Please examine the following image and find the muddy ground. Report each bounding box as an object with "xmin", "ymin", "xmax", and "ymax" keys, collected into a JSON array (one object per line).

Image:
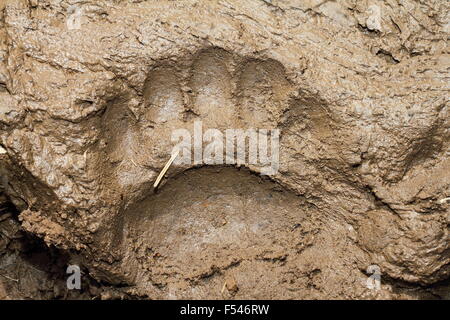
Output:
[{"xmin": 0, "ymin": 0, "xmax": 449, "ymax": 299}]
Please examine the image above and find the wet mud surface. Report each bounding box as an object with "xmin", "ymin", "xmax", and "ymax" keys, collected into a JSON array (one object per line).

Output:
[{"xmin": 0, "ymin": 0, "xmax": 449, "ymax": 299}]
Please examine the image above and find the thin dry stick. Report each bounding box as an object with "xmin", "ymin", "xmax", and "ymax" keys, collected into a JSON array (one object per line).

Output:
[
  {"xmin": 439, "ymin": 197, "xmax": 450, "ymax": 204},
  {"xmin": 153, "ymin": 149, "xmax": 179, "ymax": 189},
  {"xmin": 221, "ymin": 282, "xmax": 227, "ymax": 294},
  {"xmin": 0, "ymin": 273, "xmax": 19, "ymax": 282}
]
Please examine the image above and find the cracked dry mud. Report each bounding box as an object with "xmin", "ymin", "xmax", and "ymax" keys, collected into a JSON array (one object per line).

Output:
[{"xmin": 0, "ymin": 0, "xmax": 449, "ymax": 299}]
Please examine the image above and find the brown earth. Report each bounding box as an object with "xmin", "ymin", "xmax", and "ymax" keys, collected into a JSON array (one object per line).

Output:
[{"xmin": 0, "ymin": 0, "xmax": 449, "ymax": 299}]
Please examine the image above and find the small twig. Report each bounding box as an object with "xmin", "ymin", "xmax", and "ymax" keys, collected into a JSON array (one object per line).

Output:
[
  {"xmin": 438, "ymin": 197, "xmax": 450, "ymax": 204},
  {"xmin": 129, "ymin": 158, "xmax": 138, "ymax": 167},
  {"xmin": 0, "ymin": 272, "xmax": 19, "ymax": 282},
  {"xmin": 221, "ymin": 282, "xmax": 227, "ymax": 295},
  {"xmin": 153, "ymin": 149, "xmax": 179, "ymax": 190}
]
